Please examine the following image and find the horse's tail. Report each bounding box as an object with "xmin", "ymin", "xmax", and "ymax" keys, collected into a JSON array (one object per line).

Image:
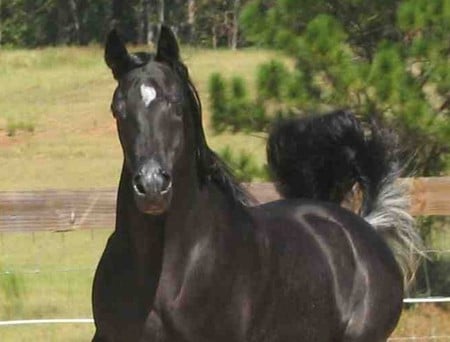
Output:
[{"xmin": 267, "ymin": 110, "xmax": 424, "ymax": 286}]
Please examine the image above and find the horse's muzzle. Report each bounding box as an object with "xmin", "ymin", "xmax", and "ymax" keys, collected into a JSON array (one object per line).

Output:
[{"xmin": 132, "ymin": 161, "xmax": 172, "ymax": 215}]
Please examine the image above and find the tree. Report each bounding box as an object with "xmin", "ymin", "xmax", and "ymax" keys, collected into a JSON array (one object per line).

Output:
[
  {"xmin": 0, "ymin": 0, "xmax": 112, "ymax": 46},
  {"xmin": 226, "ymin": 0, "xmax": 449, "ymax": 176},
  {"xmin": 193, "ymin": 0, "xmax": 250, "ymax": 48},
  {"xmin": 0, "ymin": 1, "xmax": 249, "ymax": 47},
  {"xmin": 231, "ymin": 0, "xmax": 241, "ymax": 49},
  {"xmin": 0, "ymin": 0, "xmax": 2, "ymax": 45}
]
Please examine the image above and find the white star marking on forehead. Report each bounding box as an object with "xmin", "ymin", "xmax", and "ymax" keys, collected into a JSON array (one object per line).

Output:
[{"xmin": 140, "ymin": 84, "xmax": 157, "ymax": 107}]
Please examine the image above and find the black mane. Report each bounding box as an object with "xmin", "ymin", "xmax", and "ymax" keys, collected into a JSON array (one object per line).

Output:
[{"xmin": 167, "ymin": 58, "xmax": 254, "ymax": 206}]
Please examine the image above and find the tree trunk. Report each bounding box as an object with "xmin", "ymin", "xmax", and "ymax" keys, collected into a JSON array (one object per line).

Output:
[
  {"xmin": 0, "ymin": 0, "xmax": 2, "ymax": 46},
  {"xmin": 111, "ymin": 0, "xmax": 138, "ymax": 43},
  {"xmin": 56, "ymin": 0, "xmax": 69, "ymax": 44},
  {"xmin": 67, "ymin": 0, "xmax": 81, "ymax": 44},
  {"xmin": 112, "ymin": 0, "xmax": 124, "ymax": 26},
  {"xmin": 159, "ymin": 0, "xmax": 165, "ymax": 24},
  {"xmin": 187, "ymin": 0, "xmax": 196, "ymax": 43},
  {"xmin": 212, "ymin": 25, "xmax": 217, "ymax": 49},
  {"xmin": 231, "ymin": 0, "xmax": 240, "ymax": 50},
  {"xmin": 141, "ymin": 0, "xmax": 151, "ymax": 44}
]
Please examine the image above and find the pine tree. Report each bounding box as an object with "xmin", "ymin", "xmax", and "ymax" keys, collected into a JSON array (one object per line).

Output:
[{"xmin": 224, "ymin": 0, "xmax": 449, "ymax": 175}]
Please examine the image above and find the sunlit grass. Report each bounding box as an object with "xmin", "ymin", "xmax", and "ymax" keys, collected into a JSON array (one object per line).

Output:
[
  {"xmin": 0, "ymin": 230, "xmax": 111, "ymax": 318},
  {"xmin": 0, "ymin": 229, "xmax": 111, "ymax": 340},
  {"xmin": 0, "ymin": 324, "xmax": 94, "ymax": 342}
]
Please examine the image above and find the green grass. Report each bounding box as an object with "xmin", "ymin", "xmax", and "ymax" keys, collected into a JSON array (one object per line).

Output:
[
  {"xmin": 0, "ymin": 230, "xmax": 110, "ymax": 319},
  {"xmin": 0, "ymin": 324, "xmax": 94, "ymax": 342},
  {"xmin": 0, "ymin": 230, "xmax": 109, "ymax": 341}
]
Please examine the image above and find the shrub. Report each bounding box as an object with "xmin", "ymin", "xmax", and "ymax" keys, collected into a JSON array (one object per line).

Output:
[
  {"xmin": 219, "ymin": 146, "xmax": 268, "ymax": 182},
  {"xmin": 209, "ymin": 73, "xmax": 228, "ymax": 133},
  {"xmin": 231, "ymin": 76, "xmax": 247, "ymax": 99},
  {"xmin": 257, "ymin": 60, "xmax": 289, "ymax": 101}
]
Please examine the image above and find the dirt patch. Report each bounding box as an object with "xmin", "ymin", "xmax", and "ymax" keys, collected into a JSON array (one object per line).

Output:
[{"xmin": 0, "ymin": 131, "xmax": 28, "ymax": 147}]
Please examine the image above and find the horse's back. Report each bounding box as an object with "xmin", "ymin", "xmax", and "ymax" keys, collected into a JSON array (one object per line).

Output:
[{"xmin": 249, "ymin": 199, "xmax": 403, "ymax": 341}]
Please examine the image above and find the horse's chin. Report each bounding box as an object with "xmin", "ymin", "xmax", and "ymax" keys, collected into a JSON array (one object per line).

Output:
[{"xmin": 133, "ymin": 192, "xmax": 171, "ymax": 215}]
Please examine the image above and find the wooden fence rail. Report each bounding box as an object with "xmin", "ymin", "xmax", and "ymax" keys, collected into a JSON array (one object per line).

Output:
[{"xmin": 0, "ymin": 177, "xmax": 449, "ymax": 232}]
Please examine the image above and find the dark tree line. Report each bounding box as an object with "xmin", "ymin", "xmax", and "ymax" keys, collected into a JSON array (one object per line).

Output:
[{"xmin": 0, "ymin": 0, "xmax": 247, "ymax": 47}]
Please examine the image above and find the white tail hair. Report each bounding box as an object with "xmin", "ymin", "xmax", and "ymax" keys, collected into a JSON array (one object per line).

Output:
[{"xmin": 363, "ymin": 167, "xmax": 425, "ymax": 288}]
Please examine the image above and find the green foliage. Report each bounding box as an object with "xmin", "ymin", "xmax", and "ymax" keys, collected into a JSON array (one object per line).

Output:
[
  {"xmin": 219, "ymin": 146, "xmax": 268, "ymax": 181},
  {"xmin": 194, "ymin": 0, "xmax": 232, "ymax": 46},
  {"xmin": 0, "ymin": 0, "xmax": 112, "ymax": 46},
  {"xmin": 209, "ymin": 73, "xmax": 268, "ymax": 133},
  {"xmin": 0, "ymin": 1, "xmax": 252, "ymax": 48},
  {"xmin": 303, "ymin": 15, "xmax": 347, "ymax": 57},
  {"xmin": 231, "ymin": 76, "xmax": 247, "ymax": 99},
  {"xmin": 237, "ymin": 0, "xmax": 450, "ymax": 176},
  {"xmin": 209, "ymin": 72, "xmax": 228, "ymax": 132},
  {"xmin": 241, "ymin": 0, "xmax": 403, "ymax": 59},
  {"xmin": 256, "ymin": 60, "xmax": 288, "ymax": 100}
]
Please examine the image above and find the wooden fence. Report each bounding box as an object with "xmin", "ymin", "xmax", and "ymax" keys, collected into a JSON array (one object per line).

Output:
[{"xmin": 0, "ymin": 177, "xmax": 449, "ymax": 232}]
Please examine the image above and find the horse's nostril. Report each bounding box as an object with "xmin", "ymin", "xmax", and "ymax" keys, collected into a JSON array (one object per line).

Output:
[
  {"xmin": 159, "ymin": 170, "xmax": 172, "ymax": 193},
  {"xmin": 133, "ymin": 175, "xmax": 146, "ymax": 195}
]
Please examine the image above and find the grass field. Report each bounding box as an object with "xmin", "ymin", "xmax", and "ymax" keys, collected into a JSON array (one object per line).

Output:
[
  {"xmin": 0, "ymin": 230, "xmax": 108, "ymax": 341},
  {"xmin": 1, "ymin": 46, "xmax": 449, "ymax": 341}
]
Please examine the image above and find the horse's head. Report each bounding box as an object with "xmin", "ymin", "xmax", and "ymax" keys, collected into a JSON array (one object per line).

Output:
[{"xmin": 105, "ymin": 26, "xmax": 191, "ymax": 215}]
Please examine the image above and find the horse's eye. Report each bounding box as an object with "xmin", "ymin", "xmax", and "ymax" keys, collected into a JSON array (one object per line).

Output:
[
  {"xmin": 111, "ymin": 89, "xmax": 127, "ymax": 119},
  {"xmin": 111, "ymin": 101, "xmax": 126, "ymax": 119},
  {"xmin": 165, "ymin": 95, "xmax": 183, "ymax": 117}
]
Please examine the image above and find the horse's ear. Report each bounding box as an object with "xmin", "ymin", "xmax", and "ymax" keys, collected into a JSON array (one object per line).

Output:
[
  {"xmin": 105, "ymin": 29, "xmax": 130, "ymax": 79},
  {"xmin": 156, "ymin": 25, "xmax": 180, "ymax": 62}
]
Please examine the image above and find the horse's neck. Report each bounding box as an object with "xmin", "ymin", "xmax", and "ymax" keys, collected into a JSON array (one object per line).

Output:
[
  {"xmin": 164, "ymin": 171, "xmax": 245, "ymax": 265},
  {"xmin": 158, "ymin": 174, "xmax": 253, "ymax": 306}
]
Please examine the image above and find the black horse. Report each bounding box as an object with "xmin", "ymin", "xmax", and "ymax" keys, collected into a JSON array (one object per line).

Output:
[
  {"xmin": 92, "ymin": 26, "xmax": 423, "ymax": 342},
  {"xmin": 91, "ymin": 39, "xmax": 164, "ymax": 341}
]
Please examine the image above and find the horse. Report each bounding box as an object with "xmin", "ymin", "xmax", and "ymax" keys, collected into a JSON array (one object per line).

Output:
[
  {"xmin": 91, "ymin": 36, "xmax": 165, "ymax": 341},
  {"xmin": 92, "ymin": 25, "xmax": 423, "ymax": 342}
]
